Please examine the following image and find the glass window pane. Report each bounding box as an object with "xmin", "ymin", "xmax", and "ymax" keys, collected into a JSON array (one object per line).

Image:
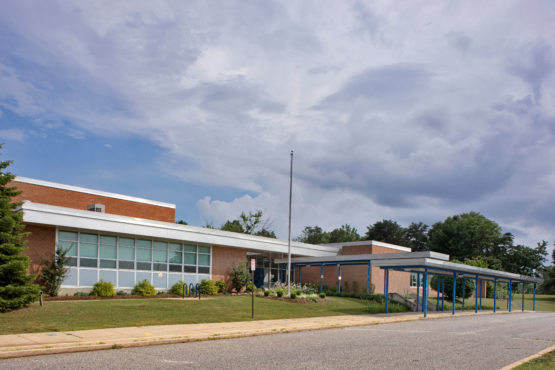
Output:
[
  {"xmin": 80, "ymin": 258, "xmax": 97, "ymax": 268},
  {"xmin": 80, "ymin": 244, "xmax": 97, "ymax": 258},
  {"xmin": 136, "ymin": 262, "xmax": 151, "ymax": 271},
  {"xmin": 183, "ymin": 244, "xmax": 196, "ymax": 253},
  {"xmin": 198, "ymin": 254, "xmax": 210, "ymax": 266},
  {"xmin": 169, "ymin": 243, "xmax": 182, "ymax": 252},
  {"xmin": 119, "ymin": 237, "xmax": 134, "ymax": 247},
  {"xmin": 79, "ymin": 269, "xmax": 97, "ymax": 286},
  {"xmin": 136, "ymin": 248, "xmax": 151, "ymax": 262},
  {"xmin": 184, "ymin": 265, "xmax": 196, "ymax": 273},
  {"xmin": 136, "ymin": 239, "xmax": 151, "ymax": 248},
  {"xmin": 63, "ymin": 267, "xmax": 77, "ymax": 286},
  {"xmin": 153, "ymin": 250, "xmax": 167, "ymax": 262},
  {"xmin": 118, "ymin": 271, "xmax": 134, "ymax": 287},
  {"xmin": 184, "ymin": 253, "xmax": 196, "ymax": 265},
  {"xmin": 198, "ymin": 246, "xmax": 210, "ymax": 254},
  {"xmin": 169, "ymin": 264, "xmax": 182, "ymax": 272},
  {"xmin": 65, "ymin": 257, "xmax": 77, "ymax": 266},
  {"xmin": 100, "ymin": 235, "xmax": 117, "ymax": 246},
  {"xmin": 168, "ymin": 273, "xmax": 182, "ymax": 286},
  {"xmin": 119, "ymin": 261, "xmax": 134, "ymax": 270},
  {"xmin": 99, "ymin": 269, "xmax": 117, "ymax": 284},
  {"xmin": 153, "ymin": 272, "xmax": 166, "ymax": 288},
  {"xmin": 136, "ymin": 272, "xmax": 151, "ymax": 283},
  {"xmin": 100, "ymin": 245, "xmax": 116, "ymax": 259},
  {"xmin": 100, "ymin": 260, "xmax": 116, "ymax": 268},
  {"xmin": 198, "ymin": 266, "xmax": 210, "ymax": 274},
  {"xmin": 118, "ymin": 247, "xmax": 134, "ymax": 260},
  {"xmin": 58, "ymin": 241, "xmax": 77, "ymax": 256},
  {"xmin": 59, "ymin": 230, "xmax": 78, "ymax": 241},
  {"xmin": 153, "ymin": 263, "xmax": 166, "ymax": 271},
  {"xmin": 80, "ymin": 233, "xmax": 98, "ymax": 244},
  {"xmin": 153, "ymin": 241, "xmax": 167, "ymax": 250},
  {"xmin": 169, "ymin": 251, "xmax": 182, "ymax": 264}
]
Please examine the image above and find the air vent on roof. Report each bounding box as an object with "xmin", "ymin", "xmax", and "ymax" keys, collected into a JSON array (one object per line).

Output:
[{"xmin": 87, "ymin": 203, "xmax": 105, "ymax": 213}]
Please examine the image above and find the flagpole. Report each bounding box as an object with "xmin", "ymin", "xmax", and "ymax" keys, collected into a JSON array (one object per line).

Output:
[{"xmin": 287, "ymin": 149, "xmax": 294, "ymax": 296}]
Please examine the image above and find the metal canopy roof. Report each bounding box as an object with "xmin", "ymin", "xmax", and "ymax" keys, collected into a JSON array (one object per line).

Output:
[{"xmin": 274, "ymin": 251, "xmax": 543, "ymax": 284}]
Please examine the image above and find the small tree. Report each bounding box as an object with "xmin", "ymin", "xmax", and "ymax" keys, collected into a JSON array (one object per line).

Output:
[
  {"xmin": 230, "ymin": 262, "xmax": 250, "ymax": 292},
  {"xmin": 37, "ymin": 247, "xmax": 69, "ymax": 297},
  {"xmin": 0, "ymin": 147, "xmax": 41, "ymax": 312}
]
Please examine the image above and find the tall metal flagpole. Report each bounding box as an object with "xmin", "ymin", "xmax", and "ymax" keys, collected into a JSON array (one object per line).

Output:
[{"xmin": 287, "ymin": 150, "xmax": 294, "ymax": 296}]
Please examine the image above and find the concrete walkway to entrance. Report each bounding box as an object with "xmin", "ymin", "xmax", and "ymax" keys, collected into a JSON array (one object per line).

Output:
[{"xmin": 0, "ymin": 310, "xmax": 517, "ymax": 359}]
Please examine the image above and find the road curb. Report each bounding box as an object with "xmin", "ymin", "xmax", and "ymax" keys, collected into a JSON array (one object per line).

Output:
[{"xmin": 499, "ymin": 343, "xmax": 555, "ymax": 370}]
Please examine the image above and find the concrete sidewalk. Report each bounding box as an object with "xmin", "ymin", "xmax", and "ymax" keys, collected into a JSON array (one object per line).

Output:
[{"xmin": 0, "ymin": 310, "xmax": 506, "ymax": 359}]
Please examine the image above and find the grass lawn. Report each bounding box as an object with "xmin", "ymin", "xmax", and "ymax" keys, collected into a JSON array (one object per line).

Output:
[
  {"xmin": 514, "ymin": 349, "xmax": 555, "ymax": 370},
  {"xmin": 0, "ymin": 296, "xmax": 402, "ymax": 335}
]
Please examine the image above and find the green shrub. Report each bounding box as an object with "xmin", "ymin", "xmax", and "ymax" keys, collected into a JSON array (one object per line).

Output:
[
  {"xmin": 116, "ymin": 290, "xmax": 128, "ymax": 296},
  {"xmin": 322, "ymin": 284, "xmax": 329, "ymax": 292},
  {"xmin": 73, "ymin": 291, "xmax": 89, "ymax": 297},
  {"xmin": 329, "ymin": 286, "xmax": 337, "ymax": 293},
  {"xmin": 37, "ymin": 247, "xmax": 70, "ymax": 297},
  {"xmin": 295, "ymin": 289, "xmax": 302, "ymax": 296},
  {"xmin": 246, "ymin": 281, "xmax": 255, "ymax": 293},
  {"xmin": 170, "ymin": 280, "xmax": 187, "ymax": 296},
  {"xmin": 90, "ymin": 280, "xmax": 116, "ymax": 297},
  {"xmin": 290, "ymin": 293, "xmax": 297, "ymax": 299},
  {"xmin": 264, "ymin": 290, "xmax": 270, "ymax": 296},
  {"xmin": 133, "ymin": 279, "xmax": 156, "ymax": 296},
  {"xmin": 156, "ymin": 290, "xmax": 166, "ymax": 295},
  {"xmin": 215, "ymin": 280, "xmax": 226, "ymax": 293},
  {"xmin": 276, "ymin": 289, "xmax": 284, "ymax": 297},
  {"xmin": 319, "ymin": 292, "xmax": 326, "ymax": 298},
  {"xmin": 230, "ymin": 262, "xmax": 250, "ymax": 292},
  {"xmin": 200, "ymin": 279, "xmax": 219, "ymax": 295}
]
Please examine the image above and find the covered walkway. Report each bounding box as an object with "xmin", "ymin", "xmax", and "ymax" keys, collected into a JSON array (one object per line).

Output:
[{"xmin": 275, "ymin": 251, "xmax": 543, "ymax": 317}]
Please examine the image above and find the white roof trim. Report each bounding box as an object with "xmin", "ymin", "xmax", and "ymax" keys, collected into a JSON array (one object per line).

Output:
[
  {"xmin": 18, "ymin": 201, "xmax": 337, "ymax": 257},
  {"xmin": 14, "ymin": 177, "xmax": 176, "ymax": 209},
  {"xmin": 274, "ymin": 251, "xmax": 449, "ymax": 264},
  {"xmin": 321, "ymin": 240, "xmax": 411, "ymax": 252}
]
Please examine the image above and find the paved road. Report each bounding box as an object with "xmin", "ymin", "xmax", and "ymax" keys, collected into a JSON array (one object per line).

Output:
[{"xmin": 2, "ymin": 312, "xmax": 554, "ymax": 369}]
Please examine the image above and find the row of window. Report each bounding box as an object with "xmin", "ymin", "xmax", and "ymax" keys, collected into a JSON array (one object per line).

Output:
[{"xmin": 58, "ymin": 230, "xmax": 211, "ymax": 275}]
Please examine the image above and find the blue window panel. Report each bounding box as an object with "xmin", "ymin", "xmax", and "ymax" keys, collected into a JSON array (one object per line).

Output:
[
  {"xmin": 100, "ymin": 260, "xmax": 116, "ymax": 268},
  {"xmin": 183, "ymin": 274, "xmax": 196, "ymax": 286},
  {"xmin": 136, "ymin": 239, "xmax": 151, "ymax": 248},
  {"xmin": 153, "ymin": 250, "xmax": 167, "ymax": 263},
  {"xmin": 169, "ymin": 243, "xmax": 182, "ymax": 252},
  {"xmin": 118, "ymin": 247, "xmax": 134, "ymax": 260},
  {"xmin": 99, "ymin": 270, "xmax": 117, "ymax": 285},
  {"xmin": 100, "ymin": 235, "xmax": 117, "ymax": 246},
  {"xmin": 80, "ymin": 233, "xmax": 98, "ymax": 244},
  {"xmin": 168, "ymin": 273, "xmax": 183, "ymax": 287},
  {"xmin": 59, "ymin": 230, "xmax": 78, "ymax": 241},
  {"xmin": 198, "ymin": 274, "xmax": 210, "ymax": 284},
  {"xmin": 136, "ymin": 248, "xmax": 151, "ymax": 262},
  {"xmin": 63, "ymin": 267, "xmax": 78, "ymax": 286},
  {"xmin": 183, "ymin": 245, "xmax": 196, "ymax": 253},
  {"xmin": 184, "ymin": 253, "xmax": 196, "ymax": 265},
  {"xmin": 136, "ymin": 272, "xmax": 151, "ymax": 284},
  {"xmin": 119, "ymin": 237, "xmax": 134, "ymax": 247},
  {"xmin": 153, "ymin": 241, "xmax": 167, "ymax": 250},
  {"xmin": 80, "ymin": 269, "xmax": 98, "ymax": 287},
  {"xmin": 198, "ymin": 254, "xmax": 210, "ymax": 266},
  {"xmin": 198, "ymin": 246, "xmax": 210, "ymax": 254},
  {"xmin": 58, "ymin": 241, "xmax": 77, "ymax": 256},
  {"xmin": 80, "ymin": 244, "xmax": 97, "ymax": 257},
  {"xmin": 119, "ymin": 260, "xmax": 134, "ymax": 270},
  {"xmin": 153, "ymin": 272, "xmax": 167, "ymax": 288},
  {"xmin": 169, "ymin": 251, "xmax": 182, "ymax": 264},
  {"xmin": 118, "ymin": 271, "xmax": 134, "ymax": 288},
  {"xmin": 100, "ymin": 245, "xmax": 117, "ymax": 259}
]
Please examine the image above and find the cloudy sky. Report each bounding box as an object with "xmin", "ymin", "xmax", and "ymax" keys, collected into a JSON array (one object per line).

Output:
[{"xmin": 1, "ymin": 1, "xmax": 554, "ymax": 254}]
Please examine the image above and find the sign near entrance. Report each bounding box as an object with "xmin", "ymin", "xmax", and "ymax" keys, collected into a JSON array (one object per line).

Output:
[{"xmin": 251, "ymin": 258, "xmax": 256, "ymax": 271}]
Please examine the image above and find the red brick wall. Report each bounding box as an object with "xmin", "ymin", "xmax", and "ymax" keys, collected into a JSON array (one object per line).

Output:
[
  {"xmin": 211, "ymin": 245, "xmax": 247, "ymax": 291},
  {"xmin": 11, "ymin": 181, "xmax": 175, "ymax": 222},
  {"xmin": 22, "ymin": 224, "xmax": 56, "ymax": 275}
]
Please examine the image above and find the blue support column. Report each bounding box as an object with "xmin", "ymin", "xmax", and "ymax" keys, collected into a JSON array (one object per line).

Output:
[
  {"xmin": 338, "ymin": 265, "xmax": 342, "ymax": 293},
  {"xmin": 367, "ymin": 261, "xmax": 371, "ymax": 295},
  {"xmin": 279, "ymin": 264, "xmax": 282, "ymax": 283},
  {"xmin": 496, "ymin": 279, "xmax": 500, "ymax": 312},
  {"xmin": 436, "ymin": 277, "xmax": 440, "ymax": 311},
  {"xmin": 320, "ymin": 264, "xmax": 323, "ymax": 293},
  {"xmin": 522, "ymin": 282, "xmax": 525, "ymax": 312},
  {"xmin": 533, "ymin": 283, "xmax": 536, "ymax": 311},
  {"xmin": 462, "ymin": 278, "xmax": 465, "ymax": 311},
  {"xmin": 416, "ymin": 273, "xmax": 420, "ymax": 313},
  {"xmin": 509, "ymin": 280, "xmax": 512, "ymax": 312},
  {"xmin": 384, "ymin": 268, "xmax": 389, "ymax": 314},
  {"xmin": 441, "ymin": 277, "xmax": 445, "ymax": 312},
  {"xmin": 423, "ymin": 269, "xmax": 428, "ymax": 318},
  {"xmin": 475, "ymin": 276, "xmax": 478, "ymax": 313},
  {"xmin": 299, "ymin": 266, "xmax": 302, "ymax": 285},
  {"xmin": 452, "ymin": 272, "xmax": 456, "ymax": 315},
  {"xmin": 479, "ymin": 279, "xmax": 482, "ymax": 310}
]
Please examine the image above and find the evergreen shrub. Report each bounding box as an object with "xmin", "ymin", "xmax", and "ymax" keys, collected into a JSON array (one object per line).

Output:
[
  {"xmin": 200, "ymin": 279, "xmax": 218, "ymax": 295},
  {"xmin": 90, "ymin": 280, "xmax": 116, "ymax": 297},
  {"xmin": 133, "ymin": 279, "xmax": 156, "ymax": 296}
]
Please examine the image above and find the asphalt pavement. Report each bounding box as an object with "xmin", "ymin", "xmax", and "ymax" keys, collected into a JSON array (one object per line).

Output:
[{"xmin": 1, "ymin": 312, "xmax": 553, "ymax": 369}]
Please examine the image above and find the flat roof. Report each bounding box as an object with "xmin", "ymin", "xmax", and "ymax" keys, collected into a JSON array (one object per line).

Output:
[
  {"xmin": 14, "ymin": 177, "xmax": 176, "ymax": 209},
  {"xmin": 274, "ymin": 251, "xmax": 449, "ymax": 265},
  {"xmin": 18, "ymin": 201, "xmax": 338, "ymax": 257},
  {"xmin": 321, "ymin": 240, "xmax": 411, "ymax": 252}
]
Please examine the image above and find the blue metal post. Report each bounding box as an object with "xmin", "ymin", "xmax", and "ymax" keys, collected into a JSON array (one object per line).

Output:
[
  {"xmin": 320, "ymin": 264, "xmax": 323, "ymax": 292},
  {"xmin": 475, "ymin": 276, "xmax": 478, "ymax": 313},
  {"xmin": 367, "ymin": 261, "xmax": 371, "ymax": 295},
  {"xmin": 299, "ymin": 266, "xmax": 302, "ymax": 285},
  {"xmin": 479, "ymin": 279, "xmax": 482, "ymax": 309},
  {"xmin": 522, "ymin": 282, "xmax": 525, "ymax": 312},
  {"xmin": 384, "ymin": 268, "xmax": 389, "ymax": 314},
  {"xmin": 338, "ymin": 265, "xmax": 342, "ymax": 293},
  {"xmin": 452, "ymin": 272, "xmax": 456, "ymax": 315},
  {"xmin": 416, "ymin": 273, "xmax": 420, "ymax": 313},
  {"xmin": 423, "ymin": 269, "xmax": 428, "ymax": 318},
  {"xmin": 279, "ymin": 264, "xmax": 282, "ymax": 283},
  {"xmin": 441, "ymin": 277, "xmax": 445, "ymax": 312},
  {"xmin": 493, "ymin": 278, "xmax": 497, "ymax": 313},
  {"xmin": 533, "ymin": 283, "xmax": 536, "ymax": 311},
  {"xmin": 462, "ymin": 278, "xmax": 465, "ymax": 311},
  {"xmin": 436, "ymin": 276, "xmax": 440, "ymax": 311},
  {"xmin": 508, "ymin": 280, "xmax": 512, "ymax": 312}
]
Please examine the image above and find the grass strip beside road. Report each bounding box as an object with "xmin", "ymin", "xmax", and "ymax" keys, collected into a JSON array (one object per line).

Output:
[
  {"xmin": 513, "ymin": 349, "xmax": 555, "ymax": 370},
  {"xmin": 0, "ymin": 296, "xmax": 391, "ymax": 335}
]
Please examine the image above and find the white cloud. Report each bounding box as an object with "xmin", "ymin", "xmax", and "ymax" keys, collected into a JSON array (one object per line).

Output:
[
  {"xmin": 0, "ymin": 1, "xmax": 554, "ymax": 249},
  {"xmin": 0, "ymin": 128, "xmax": 26, "ymax": 142}
]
